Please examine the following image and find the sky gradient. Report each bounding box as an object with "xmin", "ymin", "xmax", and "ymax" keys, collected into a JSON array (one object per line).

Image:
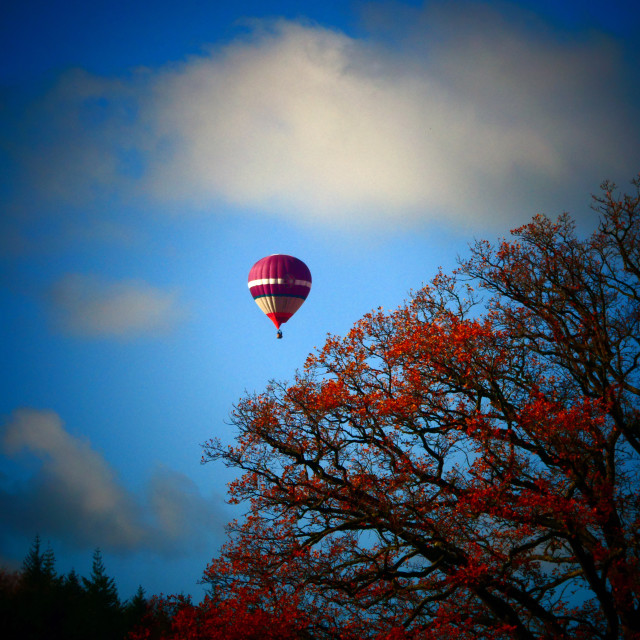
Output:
[{"xmin": 1, "ymin": 0, "xmax": 639, "ymax": 598}]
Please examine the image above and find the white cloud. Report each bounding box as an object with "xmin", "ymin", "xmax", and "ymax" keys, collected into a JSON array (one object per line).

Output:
[
  {"xmin": 1, "ymin": 408, "xmax": 147, "ymax": 549},
  {"xmin": 0, "ymin": 408, "xmax": 224, "ymax": 553},
  {"xmin": 7, "ymin": 3, "xmax": 640, "ymax": 231},
  {"xmin": 49, "ymin": 273, "xmax": 187, "ymax": 338},
  {"xmin": 148, "ymin": 466, "xmax": 221, "ymax": 544}
]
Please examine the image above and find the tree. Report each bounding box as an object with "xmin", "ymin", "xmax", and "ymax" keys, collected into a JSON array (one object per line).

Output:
[
  {"xmin": 21, "ymin": 535, "xmax": 56, "ymax": 587},
  {"xmin": 201, "ymin": 179, "xmax": 640, "ymax": 639},
  {"xmin": 11, "ymin": 535, "xmax": 64, "ymax": 640},
  {"xmin": 127, "ymin": 592, "xmax": 309, "ymax": 640},
  {"xmin": 83, "ymin": 548, "xmax": 124, "ymax": 639},
  {"xmin": 83, "ymin": 548, "xmax": 120, "ymax": 608},
  {"xmin": 125, "ymin": 586, "xmax": 151, "ymax": 632},
  {"xmin": 63, "ymin": 567, "xmax": 84, "ymax": 597},
  {"xmin": 60, "ymin": 569, "xmax": 89, "ymax": 640},
  {"xmin": 0, "ymin": 567, "xmax": 21, "ymax": 639}
]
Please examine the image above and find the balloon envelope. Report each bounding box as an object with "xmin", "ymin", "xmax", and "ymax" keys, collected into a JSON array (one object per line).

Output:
[{"xmin": 248, "ymin": 254, "xmax": 312, "ymax": 331}]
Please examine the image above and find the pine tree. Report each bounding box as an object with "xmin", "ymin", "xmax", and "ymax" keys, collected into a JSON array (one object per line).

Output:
[
  {"xmin": 127, "ymin": 585, "xmax": 147, "ymax": 611},
  {"xmin": 125, "ymin": 585, "xmax": 149, "ymax": 632},
  {"xmin": 83, "ymin": 548, "xmax": 119, "ymax": 608},
  {"xmin": 21, "ymin": 535, "xmax": 44, "ymax": 585},
  {"xmin": 82, "ymin": 548, "xmax": 124, "ymax": 640},
  {"xmin": 60, "ymin": 569, "xmax": 88, "ymax": 640},
  {"xmin": 13, "ymin": 535, "xmax": 62, "ymax": 640},
  {"xmin": 63, "ymin": 568, "xmax": 83, "ymax": 596},
  {"xmin": 42, "ymin": 543, "xmax": 57, "ymax": 583}
]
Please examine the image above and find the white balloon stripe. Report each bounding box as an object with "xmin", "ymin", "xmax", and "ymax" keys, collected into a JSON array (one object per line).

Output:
[{"xmin": 248, "ymin": 278, "xmax": 312, "ymax": 288}]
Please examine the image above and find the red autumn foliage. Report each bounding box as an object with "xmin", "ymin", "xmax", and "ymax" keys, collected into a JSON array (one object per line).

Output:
[
  {"xmin": 140, "ymin": 178, "xmax": 640, "ymax": 640},
  {"xmin": 128, "ymin": 589, "xmax": 308, "ymax": 640}
]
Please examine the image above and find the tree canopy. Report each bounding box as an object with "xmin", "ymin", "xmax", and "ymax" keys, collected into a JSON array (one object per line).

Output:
[{"xmin": 131, "ymin": 178, "xmax": 640, "ymax": 640}]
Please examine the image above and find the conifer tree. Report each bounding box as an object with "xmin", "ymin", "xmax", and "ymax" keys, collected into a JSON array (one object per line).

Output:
[
  {"xmin": 13, "ymin": 536, "xmax": 61, "ymax": 640},
  {"xmin": 60, "ymin": 569, "xmax": 88, "ymax": 640},
  {"xmin": 125, "ymin": 585, "xmax": 150, "ymax": 632},
  {"xmin": 21, "ymin": 535, "xmax": 45, "ymax": 585},
  {"xmin": 82, "ymin": 548, "xmax": 123, "ymax": 640},
  {"xmin": 63, "ymin": 568, "xmax": 83, "ymax": 596},
  {"xmin": 83, "ymin": 548, "xmax": 119, "ymax": 608}
]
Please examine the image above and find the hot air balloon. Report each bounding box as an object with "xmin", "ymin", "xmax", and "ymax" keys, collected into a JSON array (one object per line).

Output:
[{"xmin": 248, "ymin": 254, "xmax": 312, "ymax": 338}]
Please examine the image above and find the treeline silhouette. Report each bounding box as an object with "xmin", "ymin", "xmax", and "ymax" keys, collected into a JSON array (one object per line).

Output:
[{"xmin": 0, "ymin": 535, "xmax": 150, "ymax": 640}]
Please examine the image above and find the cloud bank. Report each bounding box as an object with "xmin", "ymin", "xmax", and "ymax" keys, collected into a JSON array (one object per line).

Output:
[
  {"xmin": 0, "ymin": 408, "xmax": 224, "ymax": 554},
  {"xmin": 49, "ymin": 274, "xmax": 187, "ymax": 338},
  {"xmin": 6, "ymin": 2, "xmax": 640, "ymax": 232}
]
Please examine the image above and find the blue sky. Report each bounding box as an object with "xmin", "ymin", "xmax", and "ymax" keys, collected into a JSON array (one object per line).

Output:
[{"xmin": 1, "ymin": 0, "xmax": 639, "ymax": 599}]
